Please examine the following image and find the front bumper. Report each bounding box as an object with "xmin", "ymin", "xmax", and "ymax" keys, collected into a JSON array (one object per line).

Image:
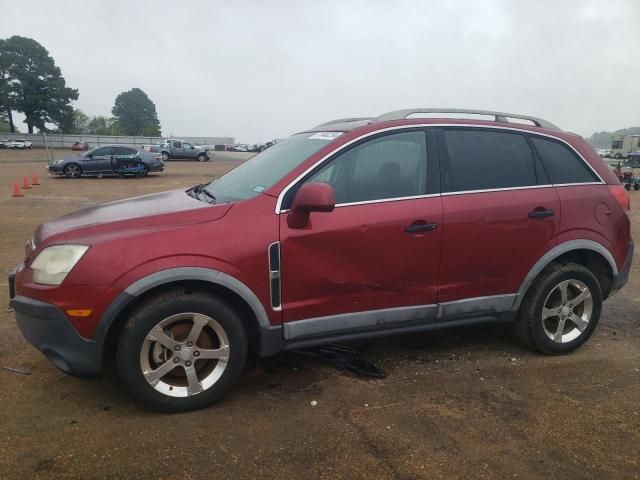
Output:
[
  {"xmin": 612, "ymin": 240, "xmax": 634, "ymax": 293},
  {"xmin": 10, "ymin": 294, "xmax": 102, "ymax": 376},
  {"xmin": 47, "ymin": 163, "xmax": 64, "ymax": 174}
]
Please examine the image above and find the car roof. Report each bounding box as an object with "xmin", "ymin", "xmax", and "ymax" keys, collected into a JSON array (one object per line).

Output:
[
  {"xmin": 304, "ymin": 108, "xmax": 561, "ymax": 134},
  {"xmin": 93, "ymin": 144, "xmax": 138, "ymax": 148}
]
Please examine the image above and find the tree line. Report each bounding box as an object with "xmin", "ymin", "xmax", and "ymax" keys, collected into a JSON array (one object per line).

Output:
[{"xmin": 0, "ymin": 36, "xmax": 161, "ymax": 136}]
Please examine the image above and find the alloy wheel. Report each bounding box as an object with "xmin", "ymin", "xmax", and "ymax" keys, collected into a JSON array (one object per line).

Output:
[
  {"xmin": 139, "ymin": 313, "xmax": 230, "ymax": 398},
  {"xmin": 542, "ymin": 279, "xmax": 593, "ymax": 343},
  {"xmin": 65, "ymin": 164, "xmax": 81, "ymax": 178}
]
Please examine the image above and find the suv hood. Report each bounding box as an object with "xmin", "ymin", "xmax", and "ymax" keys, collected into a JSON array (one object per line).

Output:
[{"xmin": 35, "ymin": 189, "xmax": 231, "ymax": 244}]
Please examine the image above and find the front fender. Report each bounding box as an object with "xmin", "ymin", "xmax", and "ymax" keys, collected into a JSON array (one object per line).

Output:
[{"xmin": 93, "ymin": 266, "xmax": 277, "ymax": 359}]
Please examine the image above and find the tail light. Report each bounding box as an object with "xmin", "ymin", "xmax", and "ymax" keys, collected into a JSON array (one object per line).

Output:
[
  {"xmin": 609, "ymin": 185, "xmax": 630, "ymax": 213},
  {"xmin": 154, "ymin": 154, "xmax": 162, "ymax": 161}
]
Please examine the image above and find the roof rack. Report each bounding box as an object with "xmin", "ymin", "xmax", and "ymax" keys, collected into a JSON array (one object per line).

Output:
[
  {"xmin": 374, "ymin": 108, "xmax": 560, "ymax": 130},
  {"xmin": 313, "ymin": 117, "xmax": 373, "ymax": 128}
]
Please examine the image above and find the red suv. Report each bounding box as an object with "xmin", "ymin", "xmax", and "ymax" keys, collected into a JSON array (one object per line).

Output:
[{"xmin": 10, "ymin": 109, "xmax": 633, "ymax": 412}]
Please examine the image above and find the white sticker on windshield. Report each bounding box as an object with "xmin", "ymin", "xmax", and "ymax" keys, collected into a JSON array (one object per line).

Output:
[
  {"xmin": 308, "ymin": 132, "xmax": 343, "ymax": 141},
  {"xmin": 253, "ymin": 185, "xmax": 266, "ymax": 193}
]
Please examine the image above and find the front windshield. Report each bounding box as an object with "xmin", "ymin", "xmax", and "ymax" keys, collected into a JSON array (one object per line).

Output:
[
  {"xmin": 83, "ymin": 146, "xmax": 100, "ymax": 156},
  {"xmin": 205, "ymin": 132, "xmax": 342, "ymax": 201}
]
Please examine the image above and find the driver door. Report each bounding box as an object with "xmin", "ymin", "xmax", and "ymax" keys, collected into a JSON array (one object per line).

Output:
[
  {"xmin": 278, "ymin": 129, "xmax": 443, "ymax": 337},
  {"xmin": 183, "ymin": 142, "xmax": 196, "ymax": 159},
  {"xmin": 83, "ymin": 146, "xmax": 113, "ymax": 173}
]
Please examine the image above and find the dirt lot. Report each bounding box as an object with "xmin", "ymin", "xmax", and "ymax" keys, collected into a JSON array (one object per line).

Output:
[{"xmin": 0, "ymin": 148, "xmax": 638, "ymax": 479}]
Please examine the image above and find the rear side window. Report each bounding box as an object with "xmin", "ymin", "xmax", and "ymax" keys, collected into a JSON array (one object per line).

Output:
[
  {"xmin": 113, "ymin": 146, "xmax": 135, "ymax": 155},
  {"xmin": 442, "ymin": 129, "xmax": 537, "ymax": 192},
  {"xmin": 530, "ymin": 137, "xmax": 598, "ymax": 184}
]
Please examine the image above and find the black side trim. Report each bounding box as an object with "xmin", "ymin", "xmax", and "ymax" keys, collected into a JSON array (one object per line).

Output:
[
  {"xmin": 282, "ymin": 315, "xmax": 504, "ymax": 352},
  {"xmin": 10, "ymin": 295, "xmax": 102, "ymax": 376},
  {"xmin": 612, "ymin": 240, "xmax": 634, "ymax": 293},
  {"xmin": 268, "ymin": 242, "xmax": 281, "ymax": 309}
]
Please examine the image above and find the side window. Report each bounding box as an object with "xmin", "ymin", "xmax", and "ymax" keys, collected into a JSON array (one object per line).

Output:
[
  {"xmin": 530, "ymin": 137, "xmax": 598, "ymax": 184},
  {"xmin": 92, "ymin": 147, "xmax": 112, "ymax": 156},
  {"xmin": 306, "ymin": 131, "xmax": 427, "ymax": 204},
  {"xmin": 184, "ymin": 142, "xmax": 194, "ymax": 149},
  {"xmin": 442, "ymin": 129, "xmax": 537, "ymax": 192},
  {"xmin": 173, "ymin": 141, "xmax": 181, "ymax": 149},
  {"xmin": 113, "ymin": 146, "xmax": 135, "ymax": 155}
]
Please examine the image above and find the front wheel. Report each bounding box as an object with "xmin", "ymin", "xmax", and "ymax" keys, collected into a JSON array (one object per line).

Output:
[
  {"xmin": 515, "ymin": 262, "xmax": 602, "ymax": 355},
  {"xmin": 64, "ymin": 163, "xmax": 82, "ymax": 178},
  {"xmin": 197, "ymin": 153, "xmax": 206, "ymax": 162},
  {"xmin": 116, "ymin": 290, "xmax": 248, "ymax": 412}
]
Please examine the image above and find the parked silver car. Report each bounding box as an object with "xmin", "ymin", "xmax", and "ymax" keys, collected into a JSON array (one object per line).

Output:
[{"xmin": 149, "ymin": 139, "xmax": 210, "ymax": 162}]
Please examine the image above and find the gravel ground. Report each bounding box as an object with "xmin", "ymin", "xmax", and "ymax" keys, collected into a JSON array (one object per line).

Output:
[{"xmin": 0, "ymin": 148, "xmax": 638, "ymax": 479}]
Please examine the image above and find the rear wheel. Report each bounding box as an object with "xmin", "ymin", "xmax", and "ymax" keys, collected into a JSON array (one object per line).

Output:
[
  {"xmin": 161, "ymin": 152, "xmax": 170, "ymax": 162},
  {"xmin": 64, "ymin": 163, "xmax": 82, "ymax": 178},
  {"xmin": 515, "ymin": 262, "xmax": 602, "ymax": 355},
  {"xmin": 136, "ymin": 165, "xmax": 149, "ymax": 178},
  {"xmin": 116, "ymin": 290, "xmax": 248, "ymax": 412}
]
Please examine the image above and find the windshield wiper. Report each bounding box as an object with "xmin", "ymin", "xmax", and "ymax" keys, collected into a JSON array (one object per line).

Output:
[{"xmin": 187, "ymin": 183, "xmax": 216, "ymax": 204}]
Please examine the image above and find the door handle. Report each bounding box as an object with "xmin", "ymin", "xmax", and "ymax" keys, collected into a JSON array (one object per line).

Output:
[
  {"xmin": 528, "ymin": 209, "xmax": 554, "ymax": 219},
  {"xmin": 405, "ymin": 222, "xmax": 439, "ymax": 233}
]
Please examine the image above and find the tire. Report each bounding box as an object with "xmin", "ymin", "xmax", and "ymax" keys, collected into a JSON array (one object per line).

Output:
[
  {"xmin": 161, "ymin": 152, "xmax": 170, "ymax": 162},
  {"xmin": 64, "ymin": 163, "xmax": 82, "ymax": 178},
  {"xmin": 136, "ymin": 165, "xmax": 149, "ymax": 178},
  {"xmin": 634, "ymin": 183, "xmax": 640, "ymax": 191},
  {"xmin": 197, "ymin": 153, "xmax": 206, "ymax": 162},
  {"xmin": 515, "ymin": 262, "xmax": 602, "ymax": 355},
  {"xmin": 624, "ymin": 183, "xmax": 631, "ymax": 191},
  {"xmin": 116, "ymin": 290, "xmax": 248, "ymax": 413}
]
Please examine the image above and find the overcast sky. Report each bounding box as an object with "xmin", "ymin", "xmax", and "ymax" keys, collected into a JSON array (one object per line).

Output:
[{"xmin": 3, "ymin": 0, "xmax": 639, "ymax": 142}]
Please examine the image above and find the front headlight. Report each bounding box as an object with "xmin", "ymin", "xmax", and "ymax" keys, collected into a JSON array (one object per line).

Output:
[
  {"xmin": 30, "ymin": 245, "xmax": 89, "ymax": 285},
  {"xmin": 53, "ymin": 159, "xmax": 64, "ymax": 164}
]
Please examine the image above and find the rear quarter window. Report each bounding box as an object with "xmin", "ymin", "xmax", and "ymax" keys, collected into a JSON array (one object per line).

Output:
[{"xmin": 530, "ymin": 137, "xmax": 599, "ymax": 184}]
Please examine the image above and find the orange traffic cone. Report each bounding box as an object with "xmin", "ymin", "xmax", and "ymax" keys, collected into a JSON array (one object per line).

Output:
[
  {"xmin": 22, "ymin": 177, "xmax": 32, "ymax": 189},
  {"xmin": 12, "ymin": 181, "xmax": 24, "ymax": 197},
  {"xmin": 31, "ymin": 173, "xmax": 40, "ymax": 185}
]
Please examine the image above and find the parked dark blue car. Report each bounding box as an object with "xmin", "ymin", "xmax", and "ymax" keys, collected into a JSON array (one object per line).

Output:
[{"xmin": 47, "ymin": 145, "xmax": 165, "ymax": 178}]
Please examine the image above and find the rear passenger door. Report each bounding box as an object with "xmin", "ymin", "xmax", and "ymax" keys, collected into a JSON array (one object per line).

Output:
[
  {"xmin": 436, "ymin": 127, "xmax": 560, "ymax": 305},
  {"xmin": 172, "ymin": 140, "xmax": 185, "ymax": 158}
]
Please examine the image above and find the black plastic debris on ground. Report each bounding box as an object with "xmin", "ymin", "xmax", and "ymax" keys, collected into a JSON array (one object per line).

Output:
[{"xmin": 291, "ymin": 344, "xmax": 386, "ymax": 379}]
